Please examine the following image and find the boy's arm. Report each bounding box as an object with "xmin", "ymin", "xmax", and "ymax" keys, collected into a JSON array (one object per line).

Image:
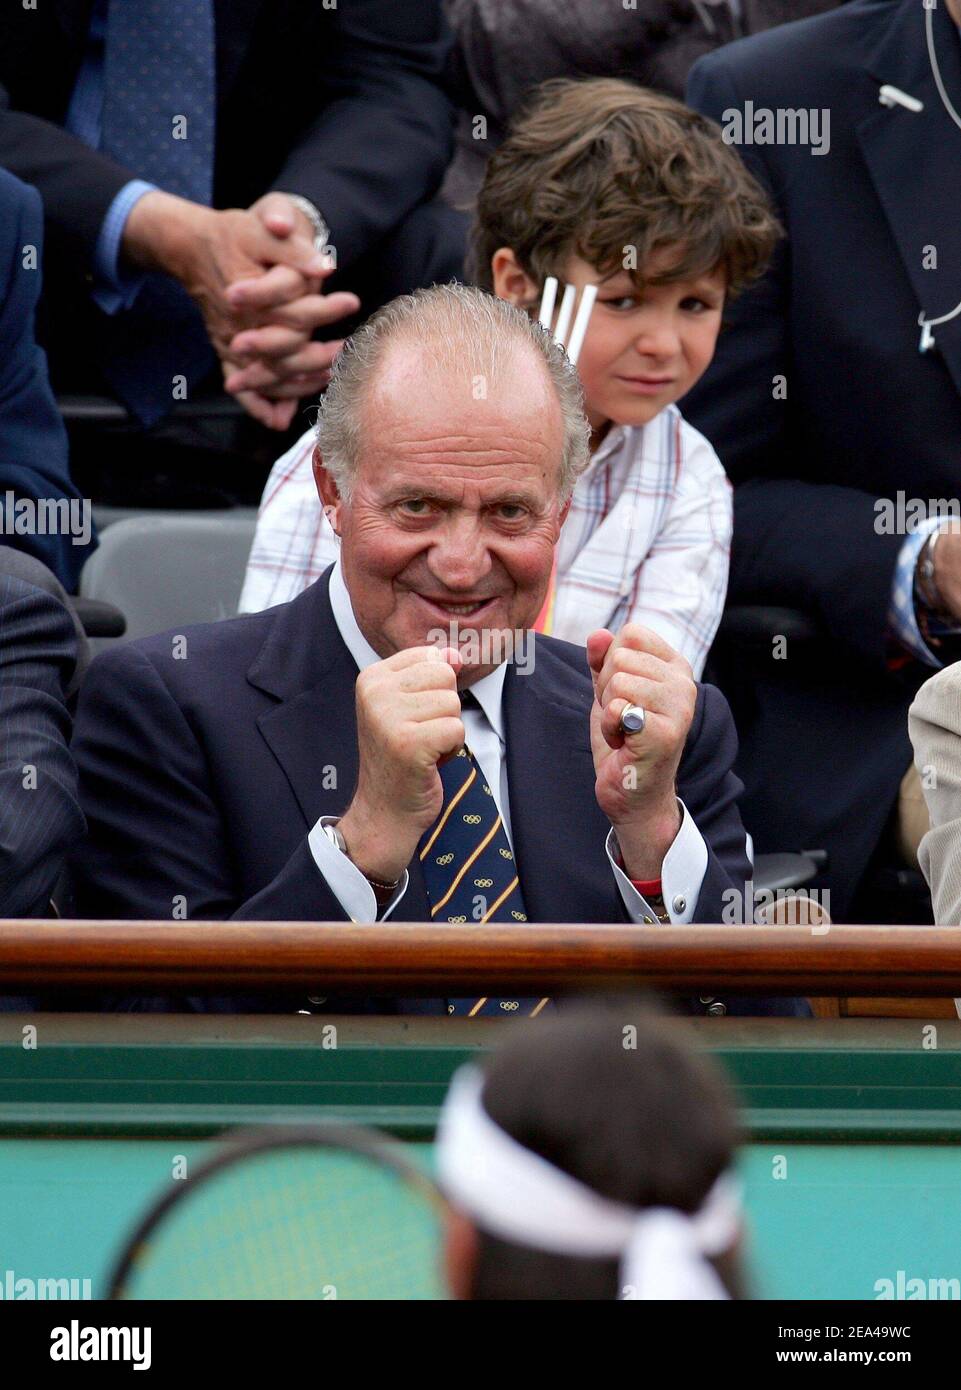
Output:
[
  {"xmin": 237, "ymin": 429, "xmax": 321, "ymax": 615},
  {"xmin": 612, "ymin": 431, "xmax": 731, "ymax": 678}
]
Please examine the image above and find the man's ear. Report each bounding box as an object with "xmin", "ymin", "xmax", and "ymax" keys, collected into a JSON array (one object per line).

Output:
[
  {"xmin": 313, "ymin": 446, "xmax": 342, "ymax": 536},
  {"xmin": 491, "ymin": 247, "xmax": 539, "ymax": 307},
  {"xmin": 559, "ymin": 493, "xmax": 573, "ymax": 529}
]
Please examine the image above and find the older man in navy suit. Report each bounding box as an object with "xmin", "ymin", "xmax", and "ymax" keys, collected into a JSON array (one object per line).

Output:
[
  {"xmin": 72, "ymin": 285, "xmax": 787, "ymax": 1016},
  {"xmin": 684, "ymin": 0, "xmax": 961, "ymax": 920}
]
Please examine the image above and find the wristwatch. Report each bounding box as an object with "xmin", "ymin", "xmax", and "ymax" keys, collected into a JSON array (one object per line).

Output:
[
  {"xmin": 916, "ymin": 527, "xmax": 953, "ymax": 618},
  {"xmin": 321, "ymin": 820, "xmax": 400, "ymax": 895},
  {"xmin": 281, "ymin": 194, "xmax": 331, "ymax": 255}
]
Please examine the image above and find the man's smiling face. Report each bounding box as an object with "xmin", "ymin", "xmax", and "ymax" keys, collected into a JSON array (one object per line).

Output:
[{"xmin": 315, "ymin": 338, "xmax": 571, "ymax": 683}]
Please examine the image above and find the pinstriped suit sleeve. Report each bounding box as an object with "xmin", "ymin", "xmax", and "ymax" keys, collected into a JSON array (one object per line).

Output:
[{"xmin": 0, "ymin": 573, "xmax": 84, "ymax": 915}]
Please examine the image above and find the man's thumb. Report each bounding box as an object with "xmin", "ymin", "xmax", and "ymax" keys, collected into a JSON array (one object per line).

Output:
[
  {"xmin": 257, "ymin": 193, "xmax": 296, "ymax": 236},
  {"xmin": 586, "ymin": 629, "xmax": 615, "ymax": 699}
]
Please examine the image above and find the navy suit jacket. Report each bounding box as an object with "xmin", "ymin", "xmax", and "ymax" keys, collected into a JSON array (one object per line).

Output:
[
  {"xmin": 68, "ymin": 568, "xmax": 798, "ymax": 1015},
  {"xmin": 0, "ymin": 168, "xmax": 93, "ymax": 591},
  {"xmin": 683, "ymin": 0, "xmax": 961, "ymax": 915}
]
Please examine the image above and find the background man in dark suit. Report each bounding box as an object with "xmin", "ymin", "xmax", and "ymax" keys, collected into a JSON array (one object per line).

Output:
[
  {"xmin": 0, "ymin": 0, "xmax": 460, "ymax": 453},
  {"xmin": 0, "ymin": 168, "xmax": 93, "ymax": 591},
  {"xmin": 71, "ymin": 285, "xmax": 769, "ymax": 1016},
  {"xmin": 683, "ymin": 0, "xmax": 961, "ymax": 919},
  {"xmin": 0, "ymin": 550, "xmax": 85, "ymax": 922}
]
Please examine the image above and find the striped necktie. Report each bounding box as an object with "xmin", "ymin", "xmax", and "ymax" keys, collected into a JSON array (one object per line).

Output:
[{"xmin": 418, "ymin": 696, "xmax": 549, "ymax": 1018}]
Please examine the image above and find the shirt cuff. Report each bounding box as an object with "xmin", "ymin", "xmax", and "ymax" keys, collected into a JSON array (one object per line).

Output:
[
  {"xmin": 92, "ymin": 179, "xmax": 158, "ymax": 314},
  {"xmin": 888, "ymin": 519, "xmax": 961, "ymax": 668},
  {"xmin": 307, "ymin": 816, "xmax": 409, "ymax": 923},
  {"xmin": 606, "ymin": 799, "xmax": 708, "ymax": 925}
]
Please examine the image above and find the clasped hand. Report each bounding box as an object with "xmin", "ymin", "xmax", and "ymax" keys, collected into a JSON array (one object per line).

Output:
[{"xmin": 123, "ymin": 190, "xmax": 360, "ymax": 428}]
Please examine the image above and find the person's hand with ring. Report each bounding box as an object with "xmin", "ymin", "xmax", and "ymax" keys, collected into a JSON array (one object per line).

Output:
[{"xmin": 587, "ymin": 623, "xmax": 696, "ymax": 879}]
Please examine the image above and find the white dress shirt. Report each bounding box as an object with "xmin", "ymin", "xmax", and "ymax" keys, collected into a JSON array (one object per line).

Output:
[{"xmin": 306, "ymin": 561, "xmax": 709, "ymax": 924}]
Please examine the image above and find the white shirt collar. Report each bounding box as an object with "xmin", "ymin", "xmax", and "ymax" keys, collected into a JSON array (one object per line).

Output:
[
  {"xmin": 327, "ymin": 559, "xmax": 508, "ymax": 743},
  {"xmin": 584, "ymin": 405, "xmax": 675, "ymax": 475},
  {"xmin": 581, "ymin": 420, "xmax": 635, "ymax": 481}
]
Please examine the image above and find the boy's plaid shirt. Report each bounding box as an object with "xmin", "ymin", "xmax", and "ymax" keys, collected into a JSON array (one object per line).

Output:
[{"xmin": 238, "ymin": 403, "xmax": 732, "ymax": 678}]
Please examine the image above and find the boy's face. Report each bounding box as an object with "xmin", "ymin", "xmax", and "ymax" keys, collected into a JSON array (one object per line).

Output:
[
  {"xmin": 492, "ymin": 247, "xmax": 726, "ymax": 436},
  {"xmin": 563, "ymin": 252, "xmax": 726, "ymax": 434}
]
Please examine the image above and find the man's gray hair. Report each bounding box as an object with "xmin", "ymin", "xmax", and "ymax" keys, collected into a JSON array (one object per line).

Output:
[{"xmin": 315, "ymin": 282, "xmax": 591, "ymax": 501}]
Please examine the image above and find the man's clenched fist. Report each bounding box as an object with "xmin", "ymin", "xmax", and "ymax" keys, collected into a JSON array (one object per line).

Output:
[
  {"xmin": 338, "ymin": 646, "xmax": 465, "ymax": 883},
  {"xmin": 587, "ymin": 623, "xmax": 697, "ymax": 879}
]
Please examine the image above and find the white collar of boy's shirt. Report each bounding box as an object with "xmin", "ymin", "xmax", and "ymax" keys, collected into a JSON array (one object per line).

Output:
[
  {"xmin": 577, "ymin": 414, "xmax": 677, "ymax": 490},
  {"xmin": 581, "ymin": 406, "xmax": 678, "ymax": 478},
  {"xmin": 584, "ymin": 419, "xmax": 632, "ymax": 476},
  {"xmin": 328, "ymin": 558, "xmax": 507, "ymax": 744}
]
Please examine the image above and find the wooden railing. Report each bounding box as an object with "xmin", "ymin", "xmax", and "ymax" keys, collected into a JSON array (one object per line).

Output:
[{"xmin": 0, "ymin": 921, "xmax": 959, "ymax": 996}]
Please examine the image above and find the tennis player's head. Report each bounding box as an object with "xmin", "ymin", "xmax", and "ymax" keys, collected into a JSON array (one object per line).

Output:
[
  {"xmin": 312, "ymin": 284, "xmax": 591, "ymax": 675},
  {"xmin": 437, "ymin": 999, "xmax": 746, "ymax": 1301},
  {"xmin": 471, "ymin": 77, "xmax": 780, "ymax": 443}
]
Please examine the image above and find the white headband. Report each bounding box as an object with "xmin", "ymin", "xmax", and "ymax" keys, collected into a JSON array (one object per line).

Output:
[{"xmin": 436, "ymin": 1066, "xmax": 741, "ymax": 1300}]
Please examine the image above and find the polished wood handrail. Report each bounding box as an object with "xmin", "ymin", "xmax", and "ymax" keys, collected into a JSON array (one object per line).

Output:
[{"xmin": 0, "ymin": 921, "xmax": 959, "ymax": 995}]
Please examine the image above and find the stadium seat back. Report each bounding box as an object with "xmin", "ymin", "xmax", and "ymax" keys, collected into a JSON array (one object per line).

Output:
[{"xmin": 79, "ymin": 515, "xmax": 256, "ymax": 644}]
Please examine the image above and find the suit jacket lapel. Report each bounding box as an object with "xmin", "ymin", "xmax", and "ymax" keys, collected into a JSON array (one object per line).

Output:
[
  {"xmin": 504, "ymin": 644, "xmax": 622, "ymax": 923},
  {"xmin": 246, "ymin": 570, "xmax": 431, "ymax": 920},
  {"xmin": 856, "ymin": 0, "xmax": 961, "ymax": 399}
]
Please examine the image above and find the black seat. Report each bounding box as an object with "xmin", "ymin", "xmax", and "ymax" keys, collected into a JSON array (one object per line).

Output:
[{"xmin": 706, "ymin": 602, "xmax": 931, "ymax": 922}]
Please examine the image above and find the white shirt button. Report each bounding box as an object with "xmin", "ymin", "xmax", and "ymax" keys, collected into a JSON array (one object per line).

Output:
[{"xmin": 672, "ymin": 895, "xmax": 686, "ymax": 913}]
